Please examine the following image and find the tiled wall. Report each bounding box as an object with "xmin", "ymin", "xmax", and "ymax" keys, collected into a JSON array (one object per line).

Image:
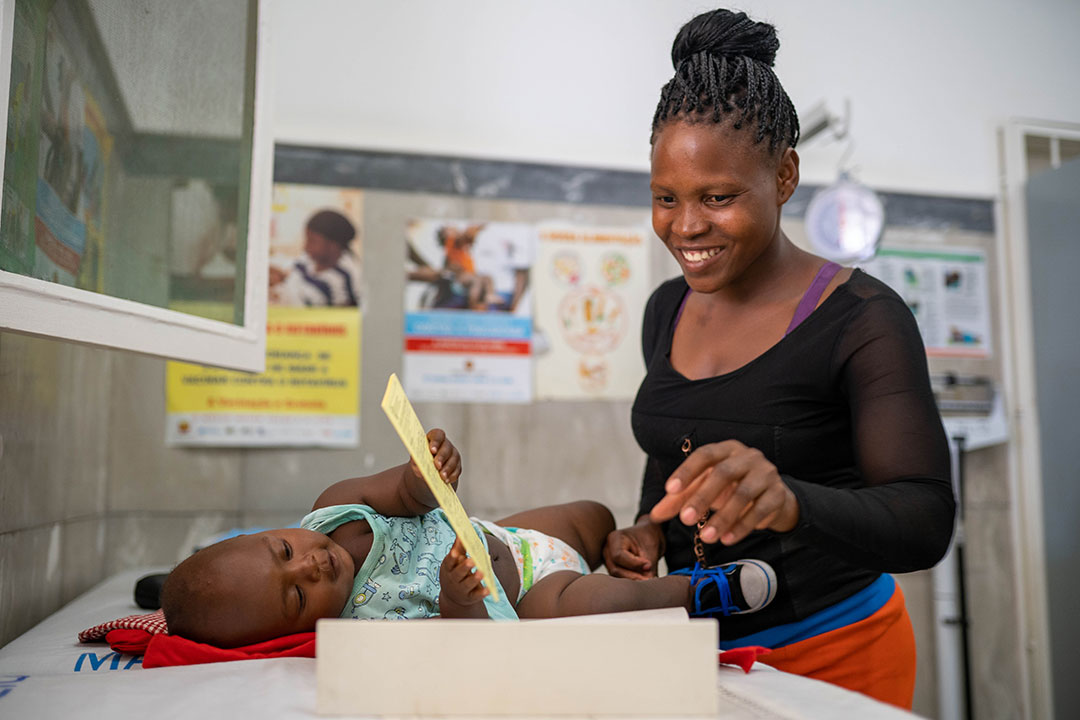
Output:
[
  {"xmin": 0, "ymin": 332, "xmax": 245, "ymax": 647},
  {"xmin": 102, "ymin": 350, "xmax": 246, "ymax": 575},
  {"xmin": 0, "ymin": 333, "xmax": 110, "ymax": 646}
]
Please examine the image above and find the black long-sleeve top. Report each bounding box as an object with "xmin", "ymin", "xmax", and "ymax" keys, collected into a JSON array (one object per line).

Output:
[{"xmin": 631, "ymin": 270, "xmax": 955, "ymax": 639}]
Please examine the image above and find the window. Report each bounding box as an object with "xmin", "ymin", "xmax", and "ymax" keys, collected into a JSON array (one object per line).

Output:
[{"xmin": 0, "ymin": 0, "xmax": 270, "ymax": 371}]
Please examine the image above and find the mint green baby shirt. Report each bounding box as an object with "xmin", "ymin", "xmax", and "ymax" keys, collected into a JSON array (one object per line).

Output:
[{"xmin": 300, "ymin": 503, "xmax": 517, "ymax": 621}]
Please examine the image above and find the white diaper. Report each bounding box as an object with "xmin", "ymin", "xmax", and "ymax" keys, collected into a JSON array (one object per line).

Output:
[{"xmin": 475, "ymin": 520, "xmax": 590, "ymax": 603}]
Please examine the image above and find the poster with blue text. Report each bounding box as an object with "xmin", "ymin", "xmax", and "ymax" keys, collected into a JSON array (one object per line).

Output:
[{"xmin": 403, "ymin": 219, "xmax": 535, "ymax": 402}]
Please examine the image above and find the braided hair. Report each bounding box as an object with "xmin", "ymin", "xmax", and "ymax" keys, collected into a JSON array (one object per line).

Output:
[{"xmin": 651, "ymin": 9, "xmax": 799, "ymax": 154}]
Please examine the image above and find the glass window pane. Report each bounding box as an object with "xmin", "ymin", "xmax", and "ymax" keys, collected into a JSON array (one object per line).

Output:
[{"xmin": 0, "ymin": 0, "xmax": 256, "ymax": 325}]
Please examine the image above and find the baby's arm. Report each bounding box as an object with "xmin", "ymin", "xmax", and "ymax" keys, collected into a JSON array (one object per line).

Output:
[
  {"xmin": 311, "ymin": 428, "xmax": 462, "ymax": 516},
  {"xmin": 438, "ymin": 537, "xmax": 491, "ymax": 618}
]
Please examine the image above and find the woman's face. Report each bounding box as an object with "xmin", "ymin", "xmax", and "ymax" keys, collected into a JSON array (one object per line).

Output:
[
  {"xmin": 304, "ymin": 229, "xmax": 342, "ymax": 269},
  {"xmin": 650, "ymin": 120, "xmax": 798, "ymax": 294}
]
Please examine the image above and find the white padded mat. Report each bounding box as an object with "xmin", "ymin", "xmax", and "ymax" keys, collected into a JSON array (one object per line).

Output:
[
  {"xmin": 0, "ymin": 568, "xmax": 167, "ymax": 677},
  {"xmin": 0, "ymin": 568, "xmax": 920, "ymax": 719}
]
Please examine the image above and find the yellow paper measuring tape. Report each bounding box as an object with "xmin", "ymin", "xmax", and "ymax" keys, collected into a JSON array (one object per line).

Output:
[{"xmin": 380, "ymin": 374, "xmax": 499, "ymax": 602}]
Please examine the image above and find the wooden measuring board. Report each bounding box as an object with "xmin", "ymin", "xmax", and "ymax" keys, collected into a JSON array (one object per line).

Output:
[{"xmin": 316, "ymin": 613, "xmax": 719, "ymax": 716}]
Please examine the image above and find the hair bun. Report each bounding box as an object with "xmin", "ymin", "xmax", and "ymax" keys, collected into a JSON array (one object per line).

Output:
[{"xmin": 671, "ymin": 9, "xmax": 780, "ymax": 68}]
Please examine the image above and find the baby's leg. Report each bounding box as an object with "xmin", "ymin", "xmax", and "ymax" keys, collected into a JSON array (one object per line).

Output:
[
  {"xmin": 496, "ymin": 501, "xmax": 614, "ymax": 570},
  {"xmin": 515, "ymin": 571, "xmax": 690, "ymax": 618}
]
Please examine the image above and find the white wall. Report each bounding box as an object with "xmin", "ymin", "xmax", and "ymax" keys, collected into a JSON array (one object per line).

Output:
[{"xmin": 272, "ymin": 0, "xmax": 1080, "ymax": 199}]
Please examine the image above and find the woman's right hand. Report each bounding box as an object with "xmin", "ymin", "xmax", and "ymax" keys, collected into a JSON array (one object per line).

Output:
[{"xmin": 603, "ymin": 518, "xmax": 664, "ymax": 580}]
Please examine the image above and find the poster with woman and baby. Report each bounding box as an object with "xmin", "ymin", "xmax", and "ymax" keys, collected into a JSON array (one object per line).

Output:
[{"xmin": 165, "ymin": 183, "xmax": 363, "ymax": 447}]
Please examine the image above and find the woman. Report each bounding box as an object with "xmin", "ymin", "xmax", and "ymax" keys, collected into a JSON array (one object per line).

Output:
[
  {"xmin": 602, "ymin": 8, "xmax": 954, "ymax": 709},
  {"xmin": 270, "ymin": 209, "xmax": 361, "ymax": 307}
]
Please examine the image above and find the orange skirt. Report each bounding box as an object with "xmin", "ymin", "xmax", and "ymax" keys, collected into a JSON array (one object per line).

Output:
[{"xmin": 758, "ymin": 583, "xmax": 916, "ymax": 709}]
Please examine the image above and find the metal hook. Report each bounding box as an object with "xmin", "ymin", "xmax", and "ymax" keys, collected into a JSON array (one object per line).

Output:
[
  {"xmin": 833, "ymin": 99, "xmax": 858, "ymax": 177},
  {"xmin": 837, "ymin": 136, "xmax": 857, "ymax": 176},
  {"xmin": 830, "ymin": 98, "xmax": 851, "ymax": 142}
]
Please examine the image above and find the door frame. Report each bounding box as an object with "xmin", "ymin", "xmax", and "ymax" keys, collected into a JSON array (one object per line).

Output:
[{"xmin": 997, "ymin": 118, "xmax": 1080, "ymax": 720}]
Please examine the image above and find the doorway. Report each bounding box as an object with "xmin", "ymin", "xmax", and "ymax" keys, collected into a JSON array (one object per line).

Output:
[{"xmin": 999, "ymin": 120, "xmax": 1080, "ymax": 720}]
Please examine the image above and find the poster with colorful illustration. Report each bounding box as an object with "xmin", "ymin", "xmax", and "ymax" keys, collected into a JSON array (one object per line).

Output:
[
  {"xmin": 0, "ymin": 0, "xmax": 45, "ymax": 276},
  {"xmin": 533, "ymin": 224, "xmax": 649, "ymax": 400},
  {"xmin": 165, "ymin": 306, "xmax": 361, "ymax": 447},
  {"xmin": 403, "ymin": 219, "xmax": 535, "ymax": 402},
  {"xmin": 30, "ymin": 14, "xmax": 111, "ymax": 290},
  {"xmin": 860, "ymin": 245, "xmax": 992, "ymax": 357},
  {"xmin": 0, "ymin": 4, "xmax": 111, "ymax": 290}
]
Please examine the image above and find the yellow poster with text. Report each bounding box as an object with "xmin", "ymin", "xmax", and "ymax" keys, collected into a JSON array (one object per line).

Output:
[{"xmin": 166, "ymin": 307, "xmax": 361, "ymax": 446}]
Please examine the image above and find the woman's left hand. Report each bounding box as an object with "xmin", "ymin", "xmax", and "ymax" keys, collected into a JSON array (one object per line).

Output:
[{"xmin": 648, "ymin": 440, "xmax": 800, "ymax": 545}]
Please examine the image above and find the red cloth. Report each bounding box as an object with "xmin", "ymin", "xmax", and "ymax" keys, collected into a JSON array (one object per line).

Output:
[
  {"xmin": 78, "ymin": 609, "xmax": 168, "ymax": 643},
  {"xmin": 717, "ymin": 646, "xmax": 770, "ymax": 673},
  {"xmin": 105, "ymin": 628, "xmax": 159, "ymax": 655},
  {"xmin": 142, "ymin": 632, "xmax": 316, "ymax": 668},
  {"xmin": 79, "ymin": 608, "xmax": 315, "ymax": 667}
]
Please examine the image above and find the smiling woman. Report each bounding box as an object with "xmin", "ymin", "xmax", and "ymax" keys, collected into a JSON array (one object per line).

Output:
[
  {"xmin": 650, "ymin": 121, "xmax": 799, "ymax": 304},
  {"xmin": 601, "ymin": 8, "xmax": 955, "ymax": 710}
]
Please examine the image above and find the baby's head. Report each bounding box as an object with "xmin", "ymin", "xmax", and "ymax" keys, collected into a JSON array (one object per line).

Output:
[{"xmin": 161, "ymin": 528, "xmax": 355, "ymax": 647}]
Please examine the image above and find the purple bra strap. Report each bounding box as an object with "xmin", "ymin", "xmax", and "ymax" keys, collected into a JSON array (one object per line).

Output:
[
  {"xmin": 785, "ymin": 262, "xmax": 842, "ymax": 336},
  {"xmin": 674, "ymin": 287, "xmax": 691, "ymax": 329},
  {"xmin": 674, "ymin": 263, "xmax": 841, "ymax": 335}
]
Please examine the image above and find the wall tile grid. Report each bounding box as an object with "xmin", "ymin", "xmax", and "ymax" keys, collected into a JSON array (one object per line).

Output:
[
  {"xmin": 0, "ymin": 334, "xmax": 110, "ymax": 532},
  {"xmin": 0, "ymin": 333, "xmax": 111, "ymax": 646},
  {"xmin": 0, "ymin": 333, "xmax": 246, "ymax": 648},
  {"xmin": 106, "ymin": 351, "xmax": 244, "ymax": 514},
  {"xmin": 0, "ymin": 526, "xmax": 66, "ymax": 645}
]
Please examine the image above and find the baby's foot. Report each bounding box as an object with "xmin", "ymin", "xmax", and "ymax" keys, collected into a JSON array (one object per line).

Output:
[{"xmin": 672, "ymin": 560, "xmax": 777, "ymax": 616}]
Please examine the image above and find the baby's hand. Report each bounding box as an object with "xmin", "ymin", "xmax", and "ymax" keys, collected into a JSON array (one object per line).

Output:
[
  {"xmin": 438, "ymin": 537, "xmax": 489, "ymax": 611},
  {"xmin": 409, "ymin": 428, "xmax": 462, "ymax": 489}
]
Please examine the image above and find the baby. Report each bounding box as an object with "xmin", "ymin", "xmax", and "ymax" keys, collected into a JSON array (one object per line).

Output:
[{"xmin": 161, "ymin": 430, "xmax": 777, "ymax": 647}]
